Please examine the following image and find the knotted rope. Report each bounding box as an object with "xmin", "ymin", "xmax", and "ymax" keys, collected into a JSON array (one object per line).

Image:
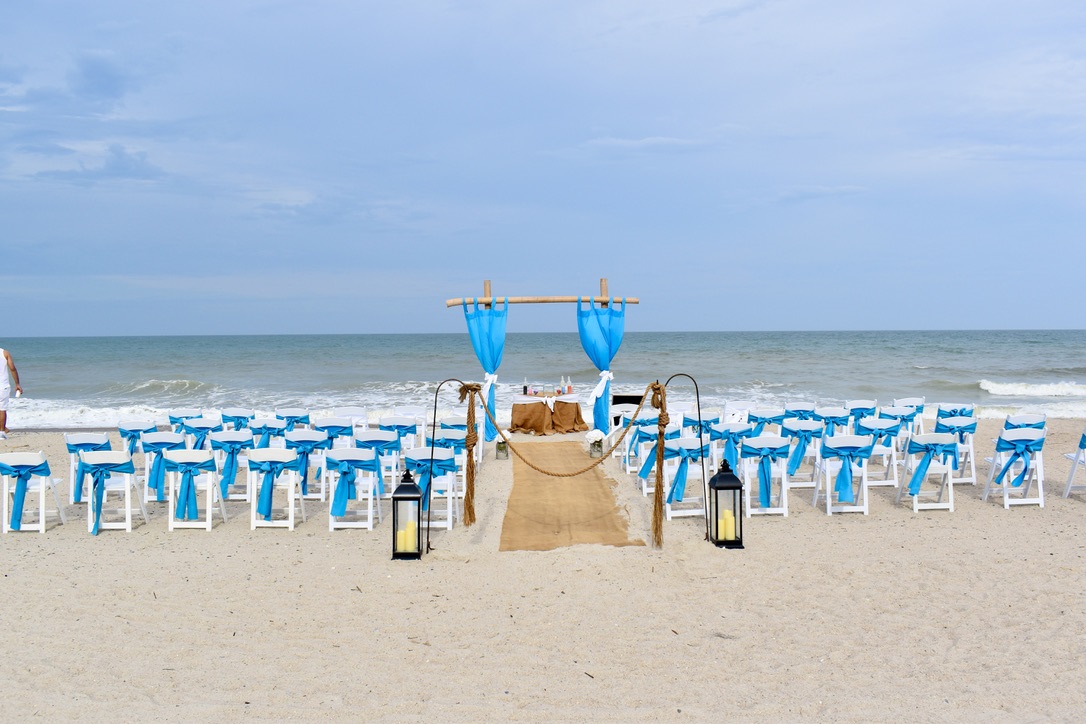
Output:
[
  {"xmin": 651, "ymin": 381, "xmax": 668, "ymax": 549},
  {"xmin": 457, "ymin": 382, "xmax": 481, "ymax": 527}
]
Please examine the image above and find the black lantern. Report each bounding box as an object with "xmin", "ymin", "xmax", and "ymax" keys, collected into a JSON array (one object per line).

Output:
[
  {"xmin": 392, "ymin": 469, "xmax": 423, "ymax": 560},
  {"xmin": 708, "ymin": 461, "xmax": 744, "ymax": 549}
]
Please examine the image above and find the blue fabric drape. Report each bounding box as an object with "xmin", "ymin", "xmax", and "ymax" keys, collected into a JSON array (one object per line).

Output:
[
  {"xmin": 463, "ymin": 298, "xmax": 508, "ymax": 442},
  {"xmin": 740, "ymin": 440, "xmax": 790, "ymax": 509},
  {"xmin": 0, "ymin": 459, "xmax": 51, "ymax": 531},
  {"xmin": 285, "ymin": 435, "xmax": 332, "ymax": 496},
  {"xmin": 162, "ymin": 456, "xmax": 217, "ymax": 521},
  {"xmin": 83, "ymin": 458, "xmax": 136, "ymax": 535},
  {"xmin": 577, "ymin": 297, "xmax": 626, "ymax": 433},
  {"xmin": 906, "ymin": 439, "xmax": 958, "ymax": 496},
  {"xmin": 327, "ymin": 454, "xmax": 383, "ymax": 517},
  {"xmin": 848, "ymin": 405, "xmax": 877, "ymax": 434},
  {"xmin": 66, "ymin": 439, "xmax": 111, "ymax": 504},
  {"xmin": 820, "ymin": 442, "xmax": 874, "ymax": 504},
  {"xmin": 784, "ymin": 425, "xmax": 823, "ymax": 476},
  {"xmin": 210, "ymin": 436, "xmax": 254, "ymax": 498}
]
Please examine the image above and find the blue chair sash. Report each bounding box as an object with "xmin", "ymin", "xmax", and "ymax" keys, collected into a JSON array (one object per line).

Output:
[
  {"xmin": 937, "ymin": 406, "xmax": 974, "ymax": 419},
  {"xmin": 142, "ymin": 438, "xmax": 187, "ymax": 502},
  {"xmin": 625, "ymin": 426, "xmax": 679, "ymax": 465},
  {"xmin": 285, "ymin": 437, "xmax": 332, "ymax": 496},
  {"xmin": 622, "ymin": 414, "xmax": 658, "ymax": 428},
  {"xmin": 783, "ymin": 408, "xmax": 816, "ymax": 421},
  {"xmin": 0, "ymin": 459, "xmax": 51, "ymax": 532},
  {"xmin": 210, "ymin": 437, "xmax": 254, "ymax": 498},
  {"xmin": 66, "ymin": 440, "xmax": 112, "ymax": 504},
  {"xmin": 933, "ymin": 417, "xmax": 977, "ymax": 444},
  {"xmin": 118, "ymin": 425, "xmax": 156, "ymax": 455},
  {"xmin": 221, "ymin": 412, "xmax": 253, "ymax": 430},
  {"xmin": 784, "ymin": 426, "xmax": 823, "ymax": 476},
  {"xmin": 249, "ymin": 423, "xmax": 285, "ymax": 449},
  {"xmin": 1005, "ymin": 418, "xmax": 1046, "ymax": 430},
  {"xmin": 682, "ymin": 415, "xmax": 720, "ymax": 435},
  {"xmin": 179, "ymin": 420, "xmax": 223, "ymax": 450},
  {"xmin": 380, "ymin": 422, "xmax": 418, "ymax": 440},
  {"xmin": 637, "ymin": 443, "xmax": 709, "ymax": 503},
  {"xmin": 820, "ymin": 443, "xmax": 874, "ymax": 504},
  {"xmin": 709, "ymin": 425, "xmax": 753, "ymax": 470},
  {"xmin": 251, "ymin": 457, "xmax": 302, "ymax": 520},
  {"xmin": 327, "ymin": 454, "xmax": 383, "ymax": 517},
  {"xmin": 994, "ymin": 436, "xmax": 1045, "ymax": 488},
  {"xmin": 316, "ymin": 424, "xmax": 354, "ymax": 444},
  {"xmin": 740, "ymin": 442, "xmax": 790, "ymax": 508},
  {"xmin": 880, "ymin": 408, "xmax": 919, "ymax": 425},
  {"xmin": 813, "ymin": 412, "xmax": 851, "ymax": 437},
  {"xmin": 402, "ymin": 455, "xmax": 459, "ymax": 511},
  {"xmin": 848, "ymin": 407, "xmax": 877, "ymax": 433},
  {"xmin": 354, "ymin": 437, "xmax": 402, "ymax": 456},
  {"xmin": 855, "ymin": 418, "xmax": 901, "ymax": 447},
  {"xmin": 276, "ymin": 413, "xmax": 310, "ymax": 432},
  {"xmin": 440, "ymin": 421, "xmax": 468, "ymax": 431},
  {"xmin": 427, "ymin": 435, "xmax": 468, "ymax": 454},
  {"xmin": 83, "ymin": 458, "xmax": 136, "ymax": 535},
  {"xmin": 906, "ymin": 440, "xmax": 958, "ymax": 496},
  {"xmin": 162, "ymin": 456, "xmax": 217, "ymax": 521},
  {"xmin": 1080, "ymin": 433, "xmax": 1086, "ymax": 451},
  {"xmin": 168, "ymin": 413, "xmax": 201, "ymax": 433},
  {"xmin": 747, "ymin": 412, "xmax": 785, "ymax": 437}
]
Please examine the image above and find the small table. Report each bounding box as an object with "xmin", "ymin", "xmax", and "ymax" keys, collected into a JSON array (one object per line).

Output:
[{"xmin": 509, "ymin": 394, "xmax": 588, "ymax": 436}]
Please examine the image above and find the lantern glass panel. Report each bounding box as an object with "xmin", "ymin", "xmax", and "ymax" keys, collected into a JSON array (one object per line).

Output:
[{"xmin": 394, "ymin": 499, "xmax": 420, "ymax": 555}]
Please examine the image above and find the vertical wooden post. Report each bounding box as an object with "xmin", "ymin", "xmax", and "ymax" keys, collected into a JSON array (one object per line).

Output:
[
  {"xmin": 483, "ymin": 280, "xmax": 492, "ymax": 309},
  {"xmin": 600, "ymin": 278, "xmax": 608, "ymax": 307}
]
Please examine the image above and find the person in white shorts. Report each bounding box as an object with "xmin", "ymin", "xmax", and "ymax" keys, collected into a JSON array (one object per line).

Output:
[{"xmin": 0, "ymin": 347, "xmax": 22, "ymax": 440}]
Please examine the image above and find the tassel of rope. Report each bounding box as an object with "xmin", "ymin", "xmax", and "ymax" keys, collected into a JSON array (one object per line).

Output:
[
  {"xmin": 651, "ymin": 381, "xmax": 668, "ymax": 549},
  {"xmin": 458, "ymin": 382, "xmax": 481, "ymax": 526}
]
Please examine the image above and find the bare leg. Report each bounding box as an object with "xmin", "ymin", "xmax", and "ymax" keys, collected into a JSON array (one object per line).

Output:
[{"xmin": 0, "ymin": 409, "xmax": 7, "ymax": 433}]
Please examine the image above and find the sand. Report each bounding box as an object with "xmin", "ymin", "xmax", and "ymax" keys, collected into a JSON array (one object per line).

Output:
[{"xmin": 1, "ymin": 418, "xmax": 1085, "ymax": 720}]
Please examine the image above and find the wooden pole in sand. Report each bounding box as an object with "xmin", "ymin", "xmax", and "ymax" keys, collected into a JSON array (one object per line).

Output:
[{"xmin": 446, "ymin": 278, "xmax": 639, "ymax": 308}]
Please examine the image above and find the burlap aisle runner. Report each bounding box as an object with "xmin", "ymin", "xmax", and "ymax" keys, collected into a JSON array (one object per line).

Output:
[{"xmin": 499, "ymin": 441, "xmax": 644, "ymax": 551}]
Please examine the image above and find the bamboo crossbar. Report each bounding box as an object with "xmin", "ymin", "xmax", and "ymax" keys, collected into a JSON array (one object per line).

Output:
[{"xmin": 445, "ymin": 295, "xmax": 639, "ymax": 308}]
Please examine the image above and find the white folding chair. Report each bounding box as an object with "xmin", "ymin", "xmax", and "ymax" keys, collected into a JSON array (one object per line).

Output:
[
  {"xmin": 403, "ymin": 447, "xmax": 457, "ymax": 530},
  {"xmin": 813, "ymin": 435, "xmax": 873, "ymax": 515},
  {"xmin": 333, "ymin": 406, "xmax": 369, "ymax": 431},
  {"xmin": 892, "ymin": 397, "xmax": 926, "ymax": 434},
  {"xmin": 117, "ymin": 420, "xmax": 157, "ymax": 456},
  {"xmin": 219, "ymin": 408, "xmax": 255, "ymax": 430},
  {"xmin": 164, "ymin": 449, "xmax": 228, "ymax": 531},
  {"xmin": 326, "ymin": 449, "xmax": 383, "ymax": 531},
  {"xmin": 855, "ymin": 416, "xmax": 900, "ymax": 489},
  {"xmin": 898, "ymin": 433, "xmax": 957, "ymax": 513},
  {"xmin": 781, "ymin": 419, "xmax": 823, "ymax": 487},
  {"xmin": 275, "ymin": 407, "xmax": 311, "ymax": 431},
  {"xmin": 355, "ymin": 429, "xmax": 401, "ymax": 495},
  {"xmin": 210, "ymin": 429, "xmax": 254, "ymax": 501},
  {"xmin": 79, "ymin": 450, "xmax": 149, "ymax": 533},
  {"xmin": 813, "ymin": 407, "xmax": 850, "ymax": 437},
  {"xmin": 177, "ymin": 416, "xmax": 223, "ymax": 451},
  {"xmin": 746, "ymin": 408, "xmax": 785, "ymax": 436},
  {"xmin": 64, "ymin": 432, "xmax": 111, "ymax": 505},
  {"xmin": 285, "ymin": 429, "xmax": 331, "ymax": 501},
  {"xmin": 381, "ymin": 415, "xmax": 422, "ymax": 450},
  {"xmin": 168, "ymin": 408, "xmax": 202, "ymax": 432},
  {"xmin": 1, "ymin": 451, "xmax": 67, "ymax": 533},
  {"xmin": 933, "ymin": 416, "xmax": 977, "ymax": 485},
  {"xmin": 983, "ymin": 428, "xmax": 1045, "ymax": 508},
  {"xmin": 140, "ymin": 431, "xmax": 187, "ymax": 504},
  {"xmin": 313, "ymin": 417, "xmax": 355, "ymax": 449},
  {"xmin": 722, "ymin": 400, "xmax": 754, "ymax": 424},
  {"xmin": 661, "ymin": 438, "xmax": 710, "ymax": 521},
  {"xmin": 248, "ymin": 418, "xmax": 288, "ymax": 449},
  {"xmin": 248, "ymin": 448, "xmax": 306, "ymax": 530},
  {"xmin": 1064, "ymin": 427, "xmax": 1086, "ymax": 498}
]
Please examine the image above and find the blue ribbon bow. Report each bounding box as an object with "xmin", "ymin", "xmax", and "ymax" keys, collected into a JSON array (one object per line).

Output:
[
  {"xmin": 784, "ymin": 407, "xmax": 816, "ymax": 421},
  {"xmin": 221, "ymin": 412, "xmax": 253, "ymax": 430},
  {"xmin": 276, "ymin": 413, "xmax": 310, "ymax": 432},
  {"xmin": 84, "ymin": 458, "xmax": 136, "ymax": 535},
  {"xmin": 66, "ymin": 439, "xmax": 112, "ymax": 504},
  {"xmin": 994, "ymin": 436, "xmax": 1045, "ymax": 488},
  {"xmin": 821, "ymin": 443, "xmax": 874, "ymax": 504},
  {"xmin": 249, "ymin": 423, "xmax": 285, "ymax": 449},
  {"xmin": 142, "ymin": 438, "xmax": 187, "ymax": 502},
  {"xmin": 848, "ymin": 406, "xmax": 877, "ymax": 434},
  {"xmin": 813, "ymin": 411, "xmax": 851, "ymax": 437},
  {"xmin": 0, "ymin": 459, "xmax": 51, "ymax": 531},
  {"xmin": 709, "ymin": 425, "xmax": 754, "ymax": 470},
  {"xmin": 316, "ymin": 424, "xmax": 354, "ymax": 445},
  {"xmin": 285, "ymin": 436, "xmax": 332, "ymax": 496},
  {"xmin": 1080, "ymin": 433, "xmax": 1086, "ymax": 451},
  {"xmin": 169, "ymin": 413, "xmax": 201, "ymax": 433},
  {"xmin": 163, "ymin": 456, "xmax": 217, "ymax": 520},
  {"xmin": 179, "ymin": 420, "xmax": 223, "ymax": 450},
  {"xmin": 937, "ymin": 406, "xmax": 973, "ymax": 420},
  {"xmin": 740, "ymin": 441, "xmax": 790, "ymax": 508},
  {"xmin": 933, "ymin": 417, "xmax": 977, "ymax": 444},
  {"xmin": 327, "ymin": 454, "xmax": 383, "ymax": 517},
  {"xmin": 747, "ymin": 412, "xmax": 785, "ymax": 437},
  {"xmin": 638, "ymin": 443, "xmax": 709, "ymax": 503},
  {"xmin": 625, "ymin": 425, "xmax": 679, "ymax": 466},
  {"xmin": 354, "ymin": 437, "xmax": 402, "ymax": 456},
  {"xmin": 380, "ymin": 422, "xmax": 418, "ymax": 441},
  {"xmin": 427, "ymin": 435, "xmax": 468, "ymax": 454},
  {"xmin": 880, "ymin": 408, "xmax": 919, "ymax": 425},
  {"xmin": 906, "ymin": 439, "xmax": 958, "ymax": 496},
  {"xmin": 855, "ymin": 418, "xmax": 901, "ymax": 447},
  {"xmin": 440, "ymin": 421, "xmax": 468, "ymax": 431},
  {"xmin": 251, "ymin": 457, "xmax": 303, "ymax": 520},
  {"xmin": 1005, "ymin": 418, "xmax": 1046, "ymax": 431},
  {"xmin": 210, "ymin": 437, "xmax": 253, "ymax": 498},
  {"xmin": 118, "ymin": 425, "xmax": 156, "ymax": 455},
  {"xmin": 402, "ymin": 455, "xmax": 459, "ymax": 511},
  {"xmin": 682, "ymin": 415, "xmax": 720, "ymax": 435}
]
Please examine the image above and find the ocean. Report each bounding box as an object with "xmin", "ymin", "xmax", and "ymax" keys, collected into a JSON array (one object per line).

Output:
[{"xmin": 3, "ymin": 330, "xmax": 1084, "ymax": 429}]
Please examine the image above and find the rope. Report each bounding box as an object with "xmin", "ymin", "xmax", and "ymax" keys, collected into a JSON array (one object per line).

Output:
[
  {"xmin": 457, "ymin": 383, "xmax": 481, "ymax": 526},
  {"xmin": 650, "ymin": 381, "xmax": 666, "ymax": 549}
]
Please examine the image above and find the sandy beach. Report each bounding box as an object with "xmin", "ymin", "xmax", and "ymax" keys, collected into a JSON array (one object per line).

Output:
[{"xmin": 1, "ymin": 417, "xmax": 1084, "ymax": 720}]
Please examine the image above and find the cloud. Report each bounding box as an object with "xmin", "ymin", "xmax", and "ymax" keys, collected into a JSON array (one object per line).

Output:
[
  {"xmin": 66, "ymin": 51, "xmax": 134, "ymax": 103},
  {"xmin": 35, "ymin": 143, "xmax": 164, "ymax": 182}
]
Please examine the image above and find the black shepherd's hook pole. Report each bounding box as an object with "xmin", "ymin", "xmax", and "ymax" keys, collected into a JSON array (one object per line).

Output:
[
  {"xmin": 664, "ymin": 373, "xmax": 710, "ymax": 543},
  {"xmin": 427, "ymin": 377, "xmax": 466, "ymax": 553}
]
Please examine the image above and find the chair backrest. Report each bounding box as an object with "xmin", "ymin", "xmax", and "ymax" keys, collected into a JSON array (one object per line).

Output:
[
  {"xmin": 783, "ymin": 419, "xmax": 823, "ymax": 435},
  {"xmin": 326, "ymin": 448, "xmax": 376, "ymax": 464},
  {"xmin": 356, "ymin": 429, "xmax": 399, "ymax": 445},
  {"xmin": 394, "ymin": 406, "xmax": 426, "ymax": 418},
  {"xmin": 999, "ymin": 428, "xmax": 1045, "ymax": 445},
  {"xmin": 163, "ymin": 449, "xmax": 214, "ymax": 465},
  {"xmin": 220, "ymin": 407, "xmax": 254, "ymax": 419},
  {"xmin": 199, "ymin": 410, "xmax": 224, "ymax": 424},
  {"xmin": 723, "ymin": 400, "xmax": 754, "ymax": 421},
  {"xmin": 168, "ymin": 408, "xmax": 202, "ymax": 420},
  {"xmin": 209, "ymin": 429, "xmax": 254, "ymax": 445},
  {"xmin": 821, "ymin": 434, "xmax": 872, "ymax": 453},
  {"xmin": 0, "ymin": 451, "xmax": 47, "ymax": 467},
  {"xmin": 248, "ymin": 447, "xmax": 298, "ymax": 464},
  {"xmin": 183, "ymin": 416, "xmax": 222, "ymax": 429},
  {"xmin": 893, "ymin": 397, "xmax": 925, "ymax": 409},
  {"xmin": 1005, "ymin": 413, "xmax": 1046, "ymax": 429},
  {"xmin": 65, "ymin": 432, "xmax": 110, "ymax": 448},
  {"xmin": 80, "ymin": 450, "xmax": 131, "ymax": 466},
  {"xmin": 910, "ymin": 432, "xmax": 956, "ymax": 448},
  {"xmin": 403, "ymin": 446, "xmax": 454, "ymax": 463},
  {"xmin": 936, "ymin": 403, "xmax": 975, "ymax": 418},
  {"xmin": 275, "ymin": 407, "xmax": 310, "ymax": 418},
  {"xmin": 285, "ymin": 429, "xmax": 330, "ymax": 445},
  {"xmin": 784, "ymin": 402, "xmax": 817, "ymax": 417},
  {"xmin": 249, "ymin": 418, "xmax": 287, "ymax": 432},
  {"xmin": 312, "ymin": 417, "xmax": 353, "ymax": 431},
  {"xmin": 118, "ymin": 420, "xmax": 156, "ymax": 433},
  {"xmin": 846, "ymin": 400, "xmax": 877, "ymax": 414},
  {"xmin": 431, "ymin": 429, "xmax": 467, "ymax": 443},
  {"xmin": 742, "ymin": 434, "xmax": 789, "ymax": 450},
  {"xmin": 381, "ymin": 415, "xmax": 418, "ymax": 428},
  {"xmin": 142, "ymin": 431, "xmax": 186, "ymax": 447}
]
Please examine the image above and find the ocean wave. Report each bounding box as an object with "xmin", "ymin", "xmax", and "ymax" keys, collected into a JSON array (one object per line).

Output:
[{"xmin": 978, "ymin": 380, "xmax": 1086, "ymax": 398}]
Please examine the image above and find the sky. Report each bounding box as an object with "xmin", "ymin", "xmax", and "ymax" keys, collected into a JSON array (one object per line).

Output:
[{"xmin": 2, "ymin": 1, "xmax": 1084, "ymax": 336}]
